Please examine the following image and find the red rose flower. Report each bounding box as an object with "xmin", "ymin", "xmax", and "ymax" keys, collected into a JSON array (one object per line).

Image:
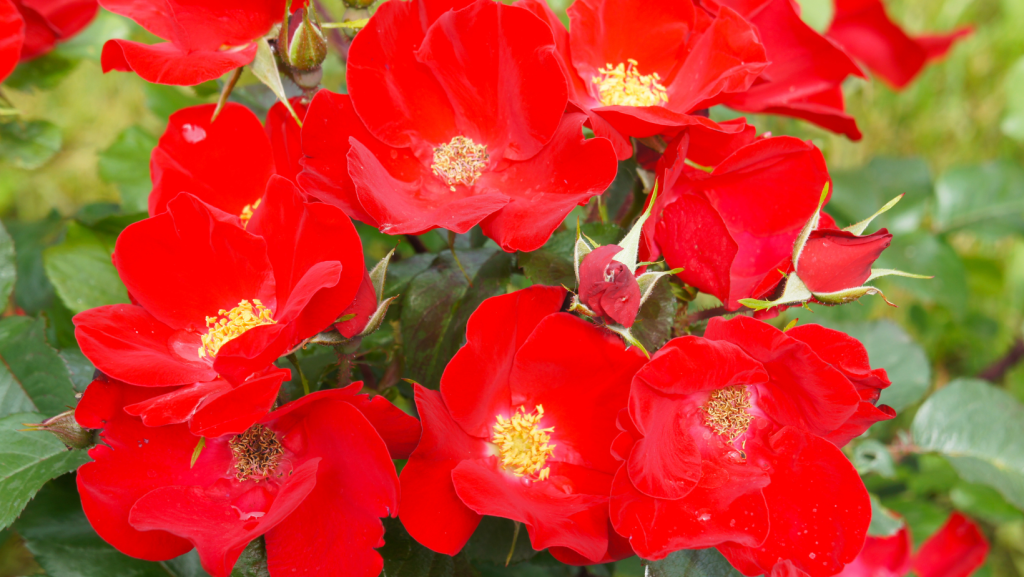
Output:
[
  {"xmin": 827, "ymin": 0, "xmax": 971, "ymax": 89},
  {"xmin": 836, "ymin": 525, "xmax": 912, "ymax": 577},
  {"xmin": 399, "ymin": 286, "xmax": 648, "ymax": 563},
  {"xmin": 913, "ymin": 512, "xmax": 989, "ymax": 577},
  {"xmin": 75, "ymin": 376, "xmax": 420, "ymax": 577},
  {"xmin": 610, "ymin": 318, "xmax": 875, "ymax": 575},
  {"xmin": 703, "ymin": 0, "xmax": 866, "ymax": 140},
  {"xmin": 74, "ymin": 177, "xmax": 365, "ymax": 387},
  {"xmin": 299, "ymin": 0, "xmax": 617, "ymax": 252},
  {"xmin": 149, "ymin": 100, "xmax": 308, "ymax": 219},
  {"xmin": 517, "ymin": 0, "xmax": 767, "ymax": 160},
  {"xmin": 12, "ymin": 0, "xmax": 97, "ymax": 60},
  {"xmin": 640, "ymin": 128, "xmax": 831, "ymax": 310},
  {"xmin": 99, "ymin": 0, "xmax": 295, "ymax": 85},
  {"xmin": 578, "ymin": 245, "xmax": 642, "ymax": 328},
  {"xmin": 0, "ymin": 0, "xmax": 21, "ymax": 83}
]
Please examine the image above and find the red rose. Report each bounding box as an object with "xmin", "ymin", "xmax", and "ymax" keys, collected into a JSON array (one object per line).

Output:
[
  {"xmin": 298, "ymin": 0, "xmax": 617, "ymax": 252},
  {"xmin": 99, "ymin": 0, "xmax": 295, "ymax": 85},
  {"xmin": 399, "ymin": 286, "xmax": 648, "ymax": 563},
  {"xmin": 517, "ymin": 0, "xmax": 767, "ymax": 160},
  {"xmin": 912, "ymin": 512, "xmax": 990, "ymax": 577},
  {"xmin": 75, "ymin": 376, "xmax": 420, "ymax": 577},
  {"xmin": 705, "ymin": 0, "xmax": 865, "ymax": 140},
  {"xmin": 610, "ymin": 318, "xmax": 876, "ymax": 575},
  {"xmin": 74, "ymin": 177, "xmax": 365, "ymax": 387},
  {"xmin": 827, "ymin": 0, "xmax": 971, "ymax": 89},
  {"xmin": 578, "ymin": 245, "xmax": 642, "ymax": 328},
  {"xmin": 149, "ymin": 100, "xmax": 308, "ymax": 219},
  {"xmin": 641, "ymin": 129, "xmax": 831, "ymax": 310}
]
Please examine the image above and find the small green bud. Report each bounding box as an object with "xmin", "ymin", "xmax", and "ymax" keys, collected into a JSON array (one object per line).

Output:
[
  {"xmin": 343, "ymin": 0, "xmax": 374, "ymax": 9},
  {"xmin": 289, "ymin": 8, "xmax": 328, "ymax": 73},
  {"xmin": 22, "ymin": 410, "xmax": 95, "ymax": 450}
]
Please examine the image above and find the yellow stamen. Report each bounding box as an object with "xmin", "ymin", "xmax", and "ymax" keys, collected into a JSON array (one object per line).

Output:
[
  {"xmin": 198, "ymin": 299, "xmax": 276, "ymax": 359},
  {"xmin": 229, "ymin": 424, "xmax": 284, "ymax": 482},
  {"xmin": 593, "ymin": 59, "xmax": 669, "ymax": 107},
  {"xmin": 239, "ymin": 198, "xmax": 261, "ymax": 229},
  {"xmin": 701, "ymin": 386, "xmax": 753, "ymax": 442},
  {"xmin": 491, "ymin": 405, "xmax": 555, "ymax": 480},
  {"xmin": 431, "ymin": 136, "xmax": 489, "ymax": 192}
]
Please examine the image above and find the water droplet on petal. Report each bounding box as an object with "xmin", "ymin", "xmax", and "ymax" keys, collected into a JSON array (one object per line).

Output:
[{"xmin": 182, "ymin": 123, "xmax": 207, "ymax": 143}]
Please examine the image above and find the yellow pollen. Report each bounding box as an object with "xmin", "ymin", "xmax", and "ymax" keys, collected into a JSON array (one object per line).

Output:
[
  {"xmin": 701, "ymin": 386, "xmax": 753, "ymax": 442},
  {"xmin": 491, "ymin": 405, "xmax": 555, "ymax": 480},
  {"xmin": 229, "ymin": 424, "xmax": 284, "ymax": 482},
  {"xmin": 431, "ymin": 136, "xmax": 489, "ymax": 192},
  {"xmin": 198, "ymin": 299, "xmax": 276, "ymax": 359},
  {"xmin": 239, "ymin": 198, "xmax": 261, "ymax": 228},
  {"xmin": 593, "ymin": 59, "xmax": 669, "ymax": 107}
]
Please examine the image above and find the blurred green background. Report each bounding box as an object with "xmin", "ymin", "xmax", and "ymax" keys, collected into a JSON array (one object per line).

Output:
[{"xmin": 0, "ymin": 0, "xmax": 1022, "ymax": 575}]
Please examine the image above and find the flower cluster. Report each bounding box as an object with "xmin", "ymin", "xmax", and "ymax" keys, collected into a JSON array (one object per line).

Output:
[{"xmin": 50, "ymin": 0, "xmax": 979, "ymax": 575}]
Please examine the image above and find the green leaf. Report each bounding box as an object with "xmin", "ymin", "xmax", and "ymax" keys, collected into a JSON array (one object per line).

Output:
[
  {"xmin": 933, "ymin": 161, "xmax": 1024, "ymax": 237},
  {"xmin": 817, "ymin": 320, "xmax": 930, "ymax": 412},
  {"xmin": 43, "ymin": 222, "xmax": 129, "ymax": 314},
  {"xmin": 873, "ymin": 231, "xmax": 967, "ymax": 313},
  {"xmin": 143, "ymin": 84, "xmax": 209, "ymax": 120},
  {"xmin": 379, "ymin": 517, "xmax": 476, "ymax": 577},
  {"xmin": 0, "ymin": 120, "xmax": 62, "ymax": 170},
  {"xmin": 1001, "ymin": 56, "xmax": 1024, "ymax": 142},
  {"xmin": 0, "ymin": 218, "xmax": 18, "ymax": 306},
  {"xmin": 401, "ymin": 248, "xmax": 513, "ymax": 388},
  {"xmin": 60, "ymin": 349, "xmax": 94, "ymax": 393},
  {"xmin": 0, "ymin": 414, "xmax": 90, "ymax": 531},
  {"xmin": 644, "ymin": 548, "xmax": 742, "ymax": 577},
  {"xmin": 7, "ymin": 211, "xmax": 63, "ymax": 315},
  {"xmin": 3, "ymin": 53, "xmax": 79, "ymax": 92},
  {"xmin": 0, "ymin": 316, "xmax": 78, "ymax": 418},
  {"xmin": 230, "ymin": 538, "xmax": 269, "ymax": 577},
  {"xmin": 950, "ymin": 482, "xmax": 1024, "ymax": 525},
  {"xmin": 15, "ymin": 477, "xmax": 209, "ymax": 577},
  {"xmin": 98, "ymin": 126, "xmax": 158, "ymax": 213},
  {"xmin": 250, "ymin": 38, "xmax": 300, "ymax": 124},
  {"xmin": 463, "ymin": 517, "xmax": 538, "ymax": 567},
  {"xmin": 828, "ymin": 157, "xmax": 933, "ymax": 235},
  {"xmin": 854, "ymin": 439, "xmax": 897, "ymax": 478},
  {"xmin": 911, "ymin": 378, "xmax": 1024, "ymax": 510},
  {"xmin": 518, "ymin": 223, "xmax": 622, "ymax": 288},
  {"xmin": 630, "ymin": 276, "xmax": 677, "ymax": 353},
  {"xmin": 868, "ymin": 495, "xmax": 904, "ymax": 537}
]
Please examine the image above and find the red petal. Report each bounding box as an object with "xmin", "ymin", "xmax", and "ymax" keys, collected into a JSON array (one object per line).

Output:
[
  {"xmin": 189, "ymin": 368, "xmax": 291, "ymax": 437},
  {"xmin": 415, "ymin": 0, "xmax": 566, "ymax": 161},
  {"xmin": 656, "ymin": 193, "xmax": 738, "ymax": 305},
  {"xmin": 548, "ymin": 519, "xmax": 636, "ymax": 565},
  {"xmin": 797, "ymin": 229, "xmax": 892, "ymax": 293},
  {"xmin": 74, "ymin": 304, "xmax": 217, "ymax": 386},
  {"xmin": 124, "ymin": 379, "xmax": 232, "ymax": 426},
  {"xmin": 476, "ymin": 112, "xmax": 617, "ymax": 252},
  {"xmin": 785, "ymin": 324, "xmax": 890, "ymax": 394},
  {"xmin": 441, "ymin": 286, "xmax": 566, "ymax": 437},
  {"xmin": 705, "ymin": 317, "xmax": 861, "ymax": 437},
  {"xmin": 0, "ymin": 0, "xmax": 24, "ymax": 83},
  {"xmin": 718, "ymin": 427, "xmax": 871, "ymax": 577},
  {"xmin": 242, "ymin": 176, "xmax": 365, "ymax": 339},
  {"xmin": 75, "ymin": 378, "xmax": 228, "ymax": 561},
  {"xmin": 510, "ymin": 312, "xmax": 647, "ymax": 474},
  {"xmin": 827, "ymin": 0, "xmax": 970, "ymax": 89},
  {"xmin": 149, "ymin": 103, "xmax": 274, "ymax": 217},
  {"xmin": 20, "ymin": 0, "xmax": 97, "ymax": 39},
  {"xmin": 114, "ymin": 192, "xmax": 276, "ymax": 331},
  {"xmin": 100, "ymin": 0, "xmax": 285, "ymax": 51},
  {"xmin": 400, "ymin": 385, "xmax": 486, "ymax": 556},
  {"xmin": 837, "ymin": 525, "xmax": 912, "ymax": 577},
  {"xmin": 579, "ymin": 245, "xmax": 643, "ymax": 326},
  {"xmin": 100, "ymin": 40, "xmax": 257, "ymax": 86},
  {"xmin": 452, "ymin": 458, "xmax": 612, "ymax": 562},
  {"xmin": 346, "ymin": 0, "xmax": 470, "ymax": 149},
  {"xmin": 130, "ymin": 460, "xmax": 320, "ymax": 577},
  {"xmin": 17, "ymin": 4, "xmax": 56, "ymax": 60},
  {"xmin": 263, "ymin": 391, "xmax": 402, "ymax": 577},
  {"xmin": 331, "ymin": 382, "xmax": 422, "ymax": 460},
  {"xmin": 912, "ymin": 512, "xmax": 989, "ymax": 577},
  {"xmin": 265, "ymin": 97, "xmax": 308, "ymax": 181}
]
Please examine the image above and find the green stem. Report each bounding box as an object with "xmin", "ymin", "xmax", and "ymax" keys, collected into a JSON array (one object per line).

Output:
[
  {"xmin": 287, "ymin": 353, "xmax": 310, "ymax": 396},
  {"xmin": 448, "ymin": 230, "xmax": 473, "ymax": 286},
  {"xmin": 506, "ymin": 521, "xmax": 521, "ymax": 567}
]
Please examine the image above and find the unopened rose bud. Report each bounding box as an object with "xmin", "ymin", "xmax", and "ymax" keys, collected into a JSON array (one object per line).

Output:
[
  {"xmin": 289, "ymin": 8, "xmax": 328, "ymax": 73},
  {"xmin": 578, "ymin": 245, "xmax": 642, "ymax": 328},
  {"xmin": 22, "ymin": 410, "xmax": 95, "ymax": 450}
]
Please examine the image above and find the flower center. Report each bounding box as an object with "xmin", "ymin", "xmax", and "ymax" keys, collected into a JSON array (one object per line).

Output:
[
  {"xmin": 491, "ymin": 405, "xmax": 555, "ymax": 480},
  {"xmin": 431, "ymin": 136, "xmax": 489, "ymax": 191},
  {"xmin": 593, "ymin": 59, "xmax": 669, "ymax": 107},
  {"xmin": 198, "ymin": 299, "xmax": 276, "ymax": 359},
  {"xmin": 239, "ymin": 198, "xmax": 261, "ymax": 229},
  {"xmin": 701, "ymin": 386, "xmax": 753, "ymax": 442},
  {"xmin": 229, "ymin": 424, "xmax": 284, "ymax": 482}
]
